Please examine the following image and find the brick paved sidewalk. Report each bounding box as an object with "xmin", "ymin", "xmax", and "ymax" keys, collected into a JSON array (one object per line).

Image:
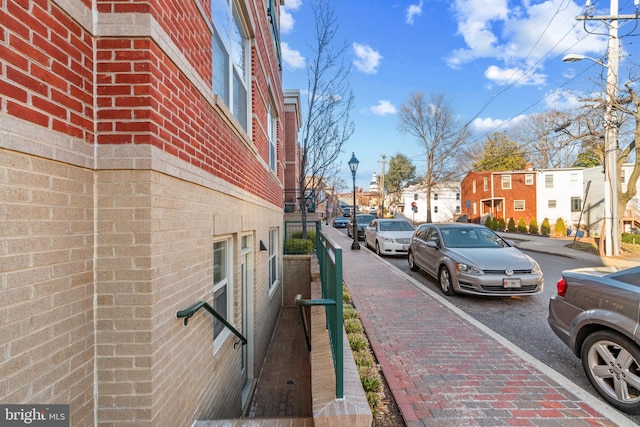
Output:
[{"xmin": 322, "ymin": 226, "xmax": 636, "ymax": 427}]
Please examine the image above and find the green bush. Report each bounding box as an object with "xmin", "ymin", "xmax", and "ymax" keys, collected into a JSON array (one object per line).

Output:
[
  {"xmin": 507, "ymin": 218, "xmax": 516, "ymax": 232},
  {"xmin": 484, "ymin": 216, "xmax": 493, "ymax": 229},
  {"xmin": 358, "ymin": 365, "xmax": 382, "ymax": 393},
  {"xmin": 344, "ymin": 318, "xmax": 363, "ymax": 334},
  {"xmin": 529, "ymin": 218, "xmax": 539, "ymax": 235},
  {"xmin": 622, "ymin": 233, "xmax": 640, "ymax": 245},
  {"xmin": 554, "ymin": 218, "xmax": 567, "ymax": 237},
  {"xmin": 491, "ymin": 217, "xmax": 499, "ymax": 230},
  {"xmin": 291, "ymin": 230, "xmax": 316, "ymax": 241},
  {"xmin": 348, "ymin": 333, "xmax": 368, "ymax": 352},
  {"xmin": 540, "ymin": 218, "xmax": 551, "ymax": 236},
  {"xmin": 284, "ymin": 238, "xmax": 313, "ymax": 254},
  {"xmin": 343, "ymin": 306, "xmax": 358, "ymax": 319},
  {"xmin": 353, "ymin": 349, "xmax": 374, "ymax": 367},
  {"xmin": 517, "ymin": 218, "xmax": 527, "ymax": 233},
  {"xmin": 497, "ymin": 217, "xmax": 506, "ymax": 231}
]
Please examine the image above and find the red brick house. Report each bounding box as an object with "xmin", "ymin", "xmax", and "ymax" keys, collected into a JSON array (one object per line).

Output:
[
  {"xmin": 1, "ymin": 0, "xmax": 299, "ymax": 425},
  {"xmin": 461, "ymin": 165, "xmax": 538, "ymax": 225}
]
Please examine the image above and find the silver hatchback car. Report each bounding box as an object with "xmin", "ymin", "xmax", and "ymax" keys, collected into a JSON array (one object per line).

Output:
[
  {"xmin": 407, "ymin": 223, "xmax": 543, "ymax": 296},
  {"xmin": 548, "ymin": 265, "xmax": 640, "ymax": 414}
]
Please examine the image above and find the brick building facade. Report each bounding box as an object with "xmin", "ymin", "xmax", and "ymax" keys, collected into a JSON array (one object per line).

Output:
[{"xmin": 1, "ymin": 0, "xmax": 296, "ymax": 425}]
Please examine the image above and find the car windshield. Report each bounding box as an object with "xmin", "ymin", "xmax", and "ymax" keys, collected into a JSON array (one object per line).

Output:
[
  {"xmin": 441, "ymin": 228, "xmax": 509, "ymax": 248},
  {"xmin": 356, "ymin": 215, "xmax": 375, "ymax": 223},
  {"xmin": 379, "ymin": 221, "xmax": 414, "ymax": 231}
]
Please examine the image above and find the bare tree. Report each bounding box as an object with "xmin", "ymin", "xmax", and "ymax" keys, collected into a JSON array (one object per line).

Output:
[
  {"xmin": 298, "ymin": 0, "xmax": 354, "ymax": 236},
  {"xmin": 511, "ymin": 110, "xmax": 583, "ymax": 169},
  {"xmin": 397, "ymin": 92, "xmax": 470, "ymax": 222}
]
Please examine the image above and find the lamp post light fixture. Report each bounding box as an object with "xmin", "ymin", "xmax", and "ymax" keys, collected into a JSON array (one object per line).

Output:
[
  {"xmin": 348, "ymin": 152, "xmax": 360, "ymax": 250},
  {"xmin": 562, "ymin": 49, "xmax": 620, "ymax": 257}
]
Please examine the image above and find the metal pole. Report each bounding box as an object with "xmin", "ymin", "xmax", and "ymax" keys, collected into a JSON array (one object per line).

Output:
[{"xmin": 351, "ymin": 175, "xmax": 360, "ymax": 250}]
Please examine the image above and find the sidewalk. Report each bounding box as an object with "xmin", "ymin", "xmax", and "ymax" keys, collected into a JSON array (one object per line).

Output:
[{"xmin": 322, "ymin": 225, "xmax": 637, "ymax": 427}]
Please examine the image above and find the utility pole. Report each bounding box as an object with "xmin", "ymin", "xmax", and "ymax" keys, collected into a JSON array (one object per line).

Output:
[
  {"xmin": 574, "ymin": 0, "xmax": 638, "ymax": 256},
  {"xmin": 379, "ymin": 155, "xmax": 386, "ymax": 217}
]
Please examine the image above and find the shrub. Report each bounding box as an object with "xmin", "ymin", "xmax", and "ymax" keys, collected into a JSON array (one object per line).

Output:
[
  {"xmin": 484, "ymin": 216, "xmax": 493, "ymax": 229},
  {"xmin": 491, "ymin": 217, "xmax": 499, "ymax": 230},
  {"xmin": 622, "ymin": 233, "xmax": 640, "ymax": 245},
  {"xmin": 291, "ymin": 230, "xmax": 316, "ymax": 241},
  {"xmin": 497, "ymin": 217, "xmax": 506, "ymax": 231},
  {"xmin": 554, "ymin": 217, "xmax": 567, "ymax": 237},
  {"xmin": 358, "ymin": 366, "xmax": 382, "ymax": 393},
  {"xmin": 507, "ymin": 218, "xmax": 516, "ymax": 232},
  {"xmin": 353, "ymin": 349, "xmax": 374, "ymax": 367},
  {"xmin": 540, "ymin": 218, "xmax": 551, "ymax": 236},
  {"xmin": 529, "ymin": 218, "xmax": 539, "ymax": 235},
  {"xmin": 344, "ymin": 318, "xmax": 364, "ymax": 334},
  {"xmin": 284, "ymin": 238, "xmax": 313, "ymax": 254},
  {"xmin": 343, "ymin": 306, "xmax": 358, "ymax": 319},
  {"xmin": 517, "ymin": 218, "xmax": 527, "ymax": 233},
  {"xmin": 348, "ymin": 333, "xmax": 368, "ymax": 352},
  {"xmin": 343, "ymin": 285, "xmax": 351, "ymax": 303}
]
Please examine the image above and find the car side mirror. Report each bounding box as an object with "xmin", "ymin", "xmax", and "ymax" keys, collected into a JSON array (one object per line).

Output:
[{"xmin": 426, "ymin": 241, "xmax": 439, "ymax": 249}]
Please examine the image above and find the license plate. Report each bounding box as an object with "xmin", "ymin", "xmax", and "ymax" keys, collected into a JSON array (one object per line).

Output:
[{"xmin": 503, "ymin": 278, "xmax": 521, "ymax": 288}]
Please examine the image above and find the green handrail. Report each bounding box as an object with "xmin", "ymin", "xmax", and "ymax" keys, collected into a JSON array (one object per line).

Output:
[
  {"xmin": 176, "ymin": 301, "xmax": 247, "ymax": 348},
  {"xmin": 313, "ymin": 220, "xmax": 344, "ymax": 399}
]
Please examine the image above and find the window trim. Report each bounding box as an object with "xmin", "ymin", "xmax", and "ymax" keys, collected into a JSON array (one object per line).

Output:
[
  {"xmin": 212, "ymin": 0, "xmax": 251, "ymax": 132},
  {"xmin": 513, "ymin": 200, "xmax": 525, "ymax": 211},
  {"xmin": 213, "ymin": 237, "xmax": 234, "ymax": 352},
  {"xmin": 501, "ymin": 175, "xmax": 512, "ymax": 190},
  {"xmin": 268, "ymin": 228, "xmax": 279, "ymax": 294},
  {"xmin": 525, "ymin": 174, "xmax": 533, "ymax": 185}
]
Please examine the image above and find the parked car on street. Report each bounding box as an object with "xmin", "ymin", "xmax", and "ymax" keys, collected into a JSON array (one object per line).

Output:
[
  {"xmin": 347, "ymin": 214, "xmax": 376, "ymax": 240},
  {"xmin": 407, "ymin": 223, "xmax": 543, "ymax": 297},
  {"xmin": 547, "ymin": 265, "xmax": 640, "ymax": 414},
  {"xmin": 364, "ymin": 219, "xmax": 415, "ymax": 256},
  {"xmin": 333, "ymin": 217, "xmax": 349, "ymax": 228}
]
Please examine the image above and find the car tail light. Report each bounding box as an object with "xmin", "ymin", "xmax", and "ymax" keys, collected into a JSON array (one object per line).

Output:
[{"xmin": 556, "ymin": 278, "xmax": 568, "ymax": 297}]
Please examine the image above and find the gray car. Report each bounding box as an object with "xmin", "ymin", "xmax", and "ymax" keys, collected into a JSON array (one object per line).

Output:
[
  {"xmin": 548, "ymin": 265, "xmax": 640, "ymax": 414},
  {"xmin": 407, "ymin": 223, "xmax": 543, "ymax": 296}
]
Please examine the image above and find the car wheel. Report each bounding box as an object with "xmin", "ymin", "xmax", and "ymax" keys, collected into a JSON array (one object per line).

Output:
[
  {"xmin": 408, "ymin": 251, "xmax": 420, "ymax": 272},
  {"xmin": 438, "ymin": 266, "xmax": 455, "ymax": 296},
  {"xmin": 581, "ymin": 330, "xmax": 640, "ymax": 414},
  {"xmin": 375, "ymin": 241, "xmax": 383, "ymax": 256}
]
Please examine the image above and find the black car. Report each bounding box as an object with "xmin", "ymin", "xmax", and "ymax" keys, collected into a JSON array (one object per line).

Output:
[{"xmin": 347, "ymin": 214, "xmax": 376, "ymax": 240}]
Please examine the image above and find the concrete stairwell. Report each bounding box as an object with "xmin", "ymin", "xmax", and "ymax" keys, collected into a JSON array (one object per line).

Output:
[{"xmin": 193, "ymin": 255, "xmax": 372, "ymax": 427}]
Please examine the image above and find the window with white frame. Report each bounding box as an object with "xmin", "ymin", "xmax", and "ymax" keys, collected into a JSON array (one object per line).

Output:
[
  {"xmin": 571, "ymin": 197, "xmax": 582, "ymax": 212},
  {"xmin": 548, "ymin": 200, "xmax": 557, "ymax": 208},
  {"xmin": 514, "ymin": 200, "xmax": 525, "ymax": 211},
  {"xmin": 212, "ymin": 0, "xmax": 249, "ymax": 131},
  {"xmin": 501, "ymin": 175, "xmax": 511, "ymax": 190},
  {"xmin": 213, "ymin": 239, "xmax": 233, "ymax": 347},
  {"xmin": 456, "ymin": 205, "xmax": 460, "ymax": 213},
  {"xmin": 269, "ymin": 228, "xmax": 278, "ymax": 290},
  {"xmin": 268, "ymin": 103, "xmax": 277, "ymax": 171},
  {"xmin": 473, "ymin": 202, "xmax": 477, "ymax": 214},
  {"xmin": 525, "ymin": 174, "xmax": 533, "ymax": 185},
  {"xmin": 434, "ymin": 206, "xmax": 438, "ymax": 213},
  {"xmin": 456, "ymin": 193, "xmax": 460, "ymax": 200},
  {"xmin": 472, "ymin": 181, "xmax": 476, "ymax": 193},
  {"xmin": 433, "ymin": 193, "xmax": 438, "ymax": 200},
  {"xmin": 483, "ymin": 177, "xmax": 488, "ymax": 191},
  {"xmin": 545, "ymin": 174, "xmax": 553, "ymax": 188}
]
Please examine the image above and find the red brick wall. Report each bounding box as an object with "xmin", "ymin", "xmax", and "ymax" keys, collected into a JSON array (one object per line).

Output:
[{"xmin": 1, "ymin": 0, "xmax": 95, "ymax": 143}]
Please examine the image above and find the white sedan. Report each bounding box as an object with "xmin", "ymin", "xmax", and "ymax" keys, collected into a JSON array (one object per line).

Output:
[{"xmin": 364, "ymin": 219, "xmax": 415, "ymax": 256}]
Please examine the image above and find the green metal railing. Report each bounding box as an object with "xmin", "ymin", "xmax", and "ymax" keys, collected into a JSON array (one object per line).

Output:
[
  {"xmin": 295, "ymin": 220, "xmax": 344, "ymax": 398},
  {"xmin": 176, "ymin": 301, "xmax": 247, "ymax": 348}
]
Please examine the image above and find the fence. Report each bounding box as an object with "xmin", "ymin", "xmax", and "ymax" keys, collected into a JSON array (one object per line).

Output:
[{"xmin": 283, "ymin": 220, "xmax": 318, "ymax": 254}]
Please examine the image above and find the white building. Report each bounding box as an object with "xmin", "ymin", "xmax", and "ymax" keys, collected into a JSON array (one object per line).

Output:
[{"xmin": 398, "ymin": 182, "xmax": 461, "ymax": 224}]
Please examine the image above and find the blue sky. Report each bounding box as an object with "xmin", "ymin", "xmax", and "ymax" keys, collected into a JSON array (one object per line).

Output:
[{"xmin": 280, "ymin": 0, "xmax": 639, "ymax": 189}]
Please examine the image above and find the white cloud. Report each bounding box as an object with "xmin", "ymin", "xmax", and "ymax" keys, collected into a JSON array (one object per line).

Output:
[
  {"xmin": 484, "ymin": 65, "xmax": 546, "ymax": 86},
  {"xmin": 544, "ymin": 89, "xmax": 585, "ymax": 111},
  {"xmin": 280, "ymin": 9, "xmax": 294, "ymax": 34},
  {"xmin": 353, "ymin": 43, "xmax": 382, "ymax": 74},
  {"xmin": 281, "ymin": 0, "xmax": 302, "ymax": 34},
  {"xmin": 281, "ymin": 42, "xmax": 306, "ymax": 69},
  {"xmin": 406, "ymin": 1, "xmax": 424, "ymax": 25},
  {"xmin": 471, "ymin": 114, "xmax": 526, "ymax": 133},
  {"xmin": 370, "ymin": 100, "xmax": 396, "ymax": 115},
  {"xmin": 446, "ymin": 0, "xmax": 608, "ymax": 85}
]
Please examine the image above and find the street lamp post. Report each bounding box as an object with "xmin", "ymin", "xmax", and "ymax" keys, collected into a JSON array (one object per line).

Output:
[
  {"xmin": 348, "ymin": 153, "xmax": 360, "ymax": 250},
  {"xmin": 562, "ymin": 50, "xmax": 620, "ymax": 257}
]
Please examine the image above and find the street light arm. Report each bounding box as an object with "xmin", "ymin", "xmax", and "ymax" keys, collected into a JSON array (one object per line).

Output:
[{"xmin": 562, "ymin": 53, "xmax": 607, "ymax": 67}]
